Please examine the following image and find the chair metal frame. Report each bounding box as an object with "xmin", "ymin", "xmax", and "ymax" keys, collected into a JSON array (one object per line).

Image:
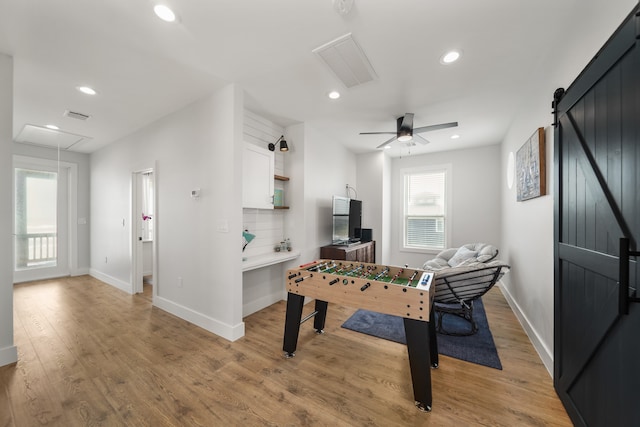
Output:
[{"xmin": 432, "ymin": 264, "xmax": 509, "ymax": 336}]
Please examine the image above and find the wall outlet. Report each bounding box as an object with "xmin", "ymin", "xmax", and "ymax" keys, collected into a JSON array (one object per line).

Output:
[
  {"xmin": 217, "ymin": 220, "xmax": 229, "ymax": 233},
  {"xmin": 178, "ymin": 277, "xmax": 183, "ymax": 288}
]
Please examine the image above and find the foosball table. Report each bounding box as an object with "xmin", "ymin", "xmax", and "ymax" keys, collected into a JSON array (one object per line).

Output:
[{"xmin": 282, "ymin": 260, "xmax": 439, "ymax": 412}]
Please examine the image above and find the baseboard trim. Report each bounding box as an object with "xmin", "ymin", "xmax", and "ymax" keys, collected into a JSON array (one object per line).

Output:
[
  {"xmin": 0, "ymin": 345, "xmax": 18, "ymax": 367},
  {"xmin": 155, "ymin": 296, "xmax": 245, "ymax": 342},
  {"xmin": 71, "ymin": 267, "xmax": 90, "ymax": 276},
  {"xmin": 497, "ymin": 283, "xmax": 554, "ymax": 377},
  {"xmin": 243, "ymin": 293, "xmax": 283, "ymax": 317},
  {"xmin": 89, "ymin": 269, "xmax": 132, "ymax": 294}
]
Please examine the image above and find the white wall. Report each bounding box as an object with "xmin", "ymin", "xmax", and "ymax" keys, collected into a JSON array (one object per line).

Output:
[
  {"xmin": 90, "ymin": 84, "xmax": 245, "ymax": 341},
  {"xmin": 356, "ymin": 152, "xmax": 386, "ymax": 263},
  {"xmin": 143, "ymin": 241, "xmax": 153, "ymax": 277},
  {"xmin": 388, "ymin": 145, "xmax": 502, "ymax": 269},
  {"xmin": 300, "ymin": 125, "xmax": 357, "ymax": 264},
  {"xmin": 12, "ymin": 143, "xmax": 91, "ymax": 275},
  {"xmin": 283, "ymin": 122, "xmax": 305, "ymax": 256},
  {"xmin": 0, "ymin": 53, "xmax": 17, "ymax": 366},
  {"xmin": 499, "ymin": 0, "xmax": 637, "ymax": 374}
]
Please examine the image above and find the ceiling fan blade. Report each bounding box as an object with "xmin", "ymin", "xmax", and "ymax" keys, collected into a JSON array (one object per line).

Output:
[
  {"xmin": 414, "ymin": 134, "xmax": 431, "ymax": 145},
  {"xmin": 376, "ymin": 135, "xmax": 397, "ymax": 149},
  {"xmin": 359, "ymin": 131, "xmax": 397, "ymax": 135},
  {"xmin": 413, "ymin": 121, "xmax": 458, "ymax": 133}
]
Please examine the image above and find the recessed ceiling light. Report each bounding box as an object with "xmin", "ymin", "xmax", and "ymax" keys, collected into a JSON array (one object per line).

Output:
[
  {"xmin": 451, "ymin": 134, "xmax": 460, "ymax": 139},
  {"xmin": 45, "ymin": 124, "xmax": 59, "ymax": 130},
  {"xmin": 76, "ymin": 86, "xmax": 97, "ymax": 95},
  {"xmin": 328, "ymin": 91, "xmax": 341, "ymax": 99},
  {"xmin": 440, "ymin": 50, "xmax": 461, "ymax": 64},
  {"xmin": 154, "ymin": 4, "xmax": 177, "ymax": 22},
  {"xmin": 383, "ymin": 145, "xmax": 391, "ymax": 150}
]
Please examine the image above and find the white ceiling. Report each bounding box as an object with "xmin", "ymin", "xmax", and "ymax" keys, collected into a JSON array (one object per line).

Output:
[{"xmin": 0, "ymin": 0, "xmax": 615, "ymax": 156}]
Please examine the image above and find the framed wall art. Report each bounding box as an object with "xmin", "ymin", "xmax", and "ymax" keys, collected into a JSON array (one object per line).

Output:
[{"xmin": 516, "ymin": 127, "xmax": 546, "ymax": 201}]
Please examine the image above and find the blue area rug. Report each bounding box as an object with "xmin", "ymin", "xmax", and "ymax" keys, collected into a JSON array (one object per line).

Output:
[{"xmin": 341, "ymin": 298, "xmax": 502, "ymax": 370}]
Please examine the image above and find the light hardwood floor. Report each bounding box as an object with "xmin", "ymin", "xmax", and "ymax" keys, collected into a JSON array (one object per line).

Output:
[{"xmin": 1, "ymin": 275, "xmax": 571, "ymax": 426}]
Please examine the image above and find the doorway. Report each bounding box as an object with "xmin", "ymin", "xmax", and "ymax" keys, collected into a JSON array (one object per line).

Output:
[
  {"xmin": 132, "ymin": 168, "xmax": 156, "ymax": 298},
  {"xmin": 13, "ymin": 156, "xmax": 76, "ymax": 283}
]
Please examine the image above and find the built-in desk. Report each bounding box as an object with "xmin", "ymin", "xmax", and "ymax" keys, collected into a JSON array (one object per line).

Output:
[{"xmin": 242, "ymin": 250, "xmax": 301, "ymax": 272}]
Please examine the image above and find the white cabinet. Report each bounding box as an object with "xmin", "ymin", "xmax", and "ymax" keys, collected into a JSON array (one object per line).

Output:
[{"xmin": 243, "ymin": 143, "xmax": 274, "ymax": 209}]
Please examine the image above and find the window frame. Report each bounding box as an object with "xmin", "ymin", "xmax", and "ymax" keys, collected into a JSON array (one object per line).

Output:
[{"xmin": 400, "ymin": 164, "xmax": 452, "ymax": 254}]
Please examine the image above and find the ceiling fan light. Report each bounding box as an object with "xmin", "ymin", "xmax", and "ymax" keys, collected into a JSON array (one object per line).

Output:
[{"xmin": 397, "ymin": 134, "xmax": 412, "ymax": 142}]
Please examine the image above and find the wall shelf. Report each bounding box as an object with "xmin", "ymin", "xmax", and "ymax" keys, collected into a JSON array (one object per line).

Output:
[{"xmin": 274, "ymin": 174, "xmax": 290, "ymax": 208}]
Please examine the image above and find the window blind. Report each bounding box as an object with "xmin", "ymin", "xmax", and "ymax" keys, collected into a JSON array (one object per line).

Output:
[{"xmin": 404, "ymin": 169, "xmax": 447, "ymax": 250}]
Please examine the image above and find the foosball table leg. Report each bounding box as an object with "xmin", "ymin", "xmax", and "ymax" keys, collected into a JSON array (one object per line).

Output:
[
  {"xmin": 403, "ymin": 317, "xmax": 434, "ymax": 412},
  {"xmin": 429, "ymin": 308, "xmax": 439, "ymax": 369},
  {"xmin": 313, "ymin": 299, "xmax": 328, "ymax": 334},
  {"xmin": 283, "ymin": 292, "xmax": 305, "ymax": 358}
]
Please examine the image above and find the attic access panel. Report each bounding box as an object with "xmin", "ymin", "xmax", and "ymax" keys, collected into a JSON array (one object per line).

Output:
[{"xmin": 15, "ymin": 124, "xmax": 91, "ymax": 150}]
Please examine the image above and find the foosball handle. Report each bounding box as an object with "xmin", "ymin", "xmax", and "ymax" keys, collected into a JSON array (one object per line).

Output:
[{"xmin": 299, "ymin": 261, "xmax": 318, "ymax": 268}]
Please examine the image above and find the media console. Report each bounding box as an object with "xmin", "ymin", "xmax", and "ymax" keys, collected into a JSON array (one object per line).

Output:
[{"xmin": 320, "ymin": 240, "xmax": 375, "ymax": 263}]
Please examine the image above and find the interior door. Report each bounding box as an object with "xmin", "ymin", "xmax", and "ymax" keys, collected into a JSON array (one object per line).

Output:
[{"xmin": 553, "ymin": 6, "xmax": 640, "ymax": 426}]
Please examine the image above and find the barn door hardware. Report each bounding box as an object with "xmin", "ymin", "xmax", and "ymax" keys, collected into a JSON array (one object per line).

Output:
[
  {"xmin": 551, "ymin": 87, "xmax": 565, "ymax": 127},
  {"xmin": 619, "ymin": 237, "xmax": 640, "ymax": 315}
]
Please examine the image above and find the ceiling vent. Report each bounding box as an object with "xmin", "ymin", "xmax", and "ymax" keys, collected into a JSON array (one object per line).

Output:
[
  {"xmin": 64, "ymin": 110, "xmax": 91, "ymax": 121},
  {"xmin": 15, "ymin": 124, "xmax": 91, "ymax": 150},
  {"xmin": 312, "ymin": 33, "xmax": 378, "ymax": 88}
]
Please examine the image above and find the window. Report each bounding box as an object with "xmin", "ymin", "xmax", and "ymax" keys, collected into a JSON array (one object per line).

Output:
[
  {"xmin": 402, "ymin": 165, "xmax": 451, "ymax": 251},
  {"xmin": 14, "ymin": 168, "xmax": 58, "ymax": 269}
]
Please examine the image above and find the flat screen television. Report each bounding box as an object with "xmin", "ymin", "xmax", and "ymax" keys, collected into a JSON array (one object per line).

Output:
[{"xmin": 332, "ymin": 196, "xmax": 362, "ymax": 245}]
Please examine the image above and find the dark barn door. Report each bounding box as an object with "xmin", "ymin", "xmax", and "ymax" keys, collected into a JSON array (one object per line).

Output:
[{"xmin": 553, "ymin": 6, "xmax": 640, "ymax": 426}]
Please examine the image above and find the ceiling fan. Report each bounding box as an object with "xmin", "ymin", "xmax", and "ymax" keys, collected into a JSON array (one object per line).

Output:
[{"xmin": 360, "ymin": 113, "xmax": 458, "ymax": 149}]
